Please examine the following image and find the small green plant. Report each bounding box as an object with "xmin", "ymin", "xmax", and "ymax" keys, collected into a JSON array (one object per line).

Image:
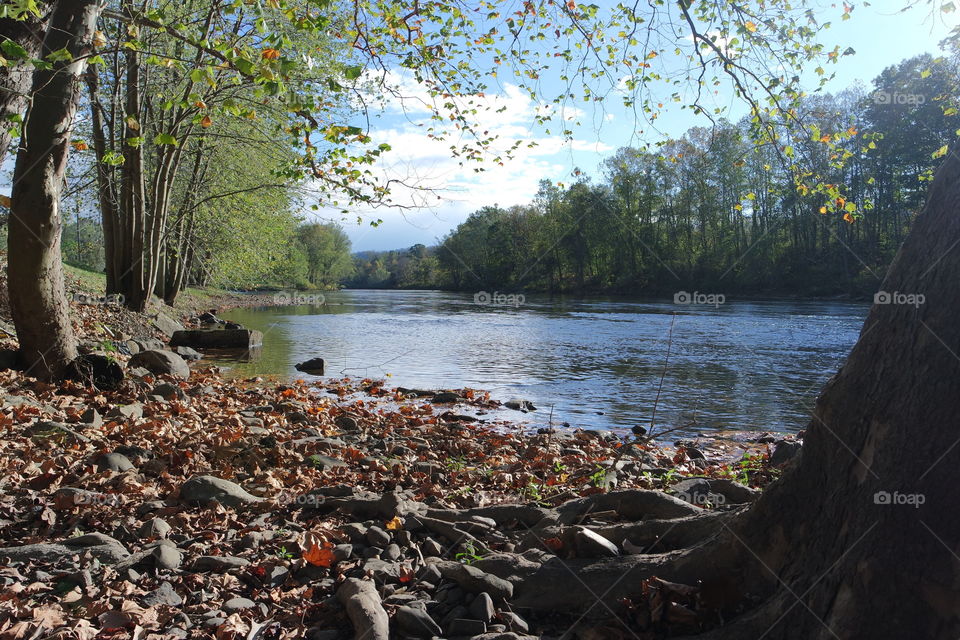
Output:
[
  {"xmin": 276, "ymin": 546, "xmax": 294, "ymax": 560},
  {"xmin": 445, "ymin": 455, "xmax": 468, "ymax": 472},
  {"xmin": 589, "ymin": 464, "xmax": 611, "ymax": 489},
  {"xmin": 455, "ymin": 541, "xmax": 483, "ymax": 565}
]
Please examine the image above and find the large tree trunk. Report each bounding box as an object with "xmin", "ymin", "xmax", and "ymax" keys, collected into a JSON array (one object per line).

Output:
[
  {"xmin": 0, "ymin": 10, "xmax": 47, "ymax": 169},
  {"xmin": 6, "ymin": 0, "xmax": 100, "ymax": 379},
  {"xmin": 513, "ymin": 150, "xmax": 960, "ymax": 639}
]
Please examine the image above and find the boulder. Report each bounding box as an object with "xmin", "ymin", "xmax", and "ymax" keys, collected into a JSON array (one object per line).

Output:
[
  {"xmin": 504, "ymin": 398, "xmax": 536, "ymax": 411},
  {"xmin": 152, "ymin": 311, "xmax": 185, "ymax": 338},
  {"xmin": 431, "ymin": 560, "xmax": 514, "ymax": 601},
  {"xmin": 0, "ymin": 533, "xmax": 129, "ymax": 565},
  {"xmin": 173, "ymin": 346, "xmax": 202, "ymax": 361},
  {"xmin": 66, "ymin": 353, "xmax": 124, "ymax": 390},
  {"xmin": 294, "ymin": 357, "xmax": 325, "ymax": 375},
  {"xmin": 180, "ymin": 475, "xmax": 261, "ymax": 507},
  {"xmin": 92, "ymin": 452, "xmax": 135, "ymax": 473},
  {"xmin": 170, "ymin": 329, "xmax": 263, "ymax": 350},
  {"xmin": 129, "ymin": 350, "xmax": 190, "ymax": 379},
  {"xmin": 337, "ymin": 578, "xmax": 389, "ymax": 640},
  {"xmin": 770, "ymin": 439, "xmax": 802, "ymax": 466}
]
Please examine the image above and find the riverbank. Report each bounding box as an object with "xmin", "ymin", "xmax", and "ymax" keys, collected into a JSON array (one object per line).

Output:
[{"xmin": 0, "ymin": 266, "xmax": 803, "ymax": 638}]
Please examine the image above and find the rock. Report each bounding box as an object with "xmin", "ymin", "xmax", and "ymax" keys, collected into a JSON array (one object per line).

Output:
[
  {"xmin": 770, "ymin": 439, "xmax": 802, "ymax": 466},
  {"xmin": 504, "ymin": 398, "xmax": 536, "ymax": 411},
  {"xmin": 335, "ymin": 415, "xmax": 359, "ymax": 431},
  {"xmin": 501, "ymin": 612, "xmax": 529, "ymax": 634},
  {"xmin": 420, "ymin": 537, "xmax": 443, "ymax": 557},
  {"xmin": 223, "ymin": 597, "xmax": 256, "ymax": 613},
  {"xmin": 139, "ymin": 517, "xmax": 172, "ymax": 539},
  {"xmin": 180, "ymin": 475, "xmax": 261, "ymax": 507},
  {"xmin": 574, "ymin": 527, "xmax": 620, "ymax": 558},
  {"xmin": 294, "ymin": 358, "xmax": 325, "ymax": 375},
  {"xmin": 143, "ymin": 582, "xmax": 183, "ymax": 607},
  {"xmin": 382, "ymin": 544, "xmax": 401, "ymax": 561},
  {"xmin": 93, "ymin": 452, "xmax": 135, "ymax": 473},
  {"xmin": 171, "ymin": 329, "xmax": 263, "ymax": 350},
  {"xmin": 394, "ymin": 605, "xmax": 443, "ymax": 637},
  {"xmin": 431, "ymin": 391, "xmax": 460, "ymax": 403},
  {"xmin": 65, "ymin": 354, "xmax": 125, "ymax": 390},
  {"xmin": 80, "ymin": 408, "xmax": 103, "ymax": 428},
  {"xmin": 305, "ymin": 628, "xmax": 341, "ymax": 640},
  {"xmin": 468, "ymin": 592, "xmax": 495, "ymax": 623},
  {"xmin": 432, "ymin": 561, "xmax": 514, "ymax": 601},
  {"xmin": 336, "ymin": 578, "xmax": 389, "ymax": 640},
  {"xmin": 191, "ymin": 556, "xmax": 250, "ymax": 572},
  {"xmin": 107, "ymin": 403, "xmax": 144, "ymax": 420},
  {"xmin": 173, "ymin": 346, "xmax": 202, "ymax": 361},
  {"xmin": 447, "ymin": 618, "xmax": 487, "ymax": 636},
  {"xmin": 366, "ymin": 526, "xmax": 391, "ymax": 547},
  {"xmin": 152, "ymin": 545, "xmax": 183, "ymax": 571},
  {"xmin": 152, "ymin": 383, "xmax": 186, "ymax": 401},
  {"xmin": 305, "ymin": 454, "xmax": 347, "ymax": 470},
  {"xmin": 114, "ymin": 445, "xmax": 154, "ymax": 461},
  {"xmin": 333, "ymin": 544, "xmax": 354, "ymax": 563},
  {"xmin": 25, "ymin": 421, "xmax": 90, "ymax": 444},
  {"xmin": 670, "ymin": 478, "xmax": 760, "ymax": 506},
  {"xmin": 152, "ymin": 311, "xmax": 185, "ymax": 338},
  {"xmin": 0, "ymin": 533, "xmax": 129, "ymax": 565},
  {"xmin": 129, "ymin": 350, "xmax": 190, "ymax": 379}
]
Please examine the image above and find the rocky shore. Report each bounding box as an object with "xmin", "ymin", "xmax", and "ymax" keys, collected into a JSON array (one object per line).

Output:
[{"xmin": 0, "ymin": 272, "xmax": 802, "ymax": 640}]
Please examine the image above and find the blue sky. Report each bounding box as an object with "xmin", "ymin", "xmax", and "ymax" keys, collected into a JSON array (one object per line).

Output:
[{"xmin": 324, "ymin": 2, "xmax": 956, "ymax": 252}]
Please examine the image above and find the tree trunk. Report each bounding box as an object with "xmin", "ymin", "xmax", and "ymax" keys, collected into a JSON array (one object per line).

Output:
[
  {"xmin": 0, "ymin": 10, "xmax": 46, "ymax": 169},
  {"xmin": 6, "ymin": 0, "xmax": 100, "ymax": 379}
]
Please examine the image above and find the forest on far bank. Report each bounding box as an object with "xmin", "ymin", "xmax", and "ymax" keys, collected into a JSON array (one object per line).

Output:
[{"xmin": 348, "ymin": 52, "xmax": 958, "ymax": 297}]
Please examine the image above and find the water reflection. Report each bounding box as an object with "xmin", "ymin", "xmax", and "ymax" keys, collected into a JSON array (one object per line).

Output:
[{"xmin": 214, "ymin": 290, "xmax": 868, "ymax": 435}]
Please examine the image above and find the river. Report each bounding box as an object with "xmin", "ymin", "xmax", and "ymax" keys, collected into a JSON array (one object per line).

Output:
[{"xmin": 217, "ymin": 290, "xmax": 867, "ymax": 436}]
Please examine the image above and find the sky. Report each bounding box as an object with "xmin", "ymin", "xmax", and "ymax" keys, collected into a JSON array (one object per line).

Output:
[{"xmin": 317, "ymin": 2, "xmax": 957, "ymax": 252}]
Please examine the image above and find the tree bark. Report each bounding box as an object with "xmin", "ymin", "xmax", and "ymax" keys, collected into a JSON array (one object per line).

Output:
[
  {"xmin": 0, "ymin": 10, "xmax": 47, "ymax": 169},
  {"xmin": 7, "ymin": 0, "xmax": 100, "ymax": 379}
]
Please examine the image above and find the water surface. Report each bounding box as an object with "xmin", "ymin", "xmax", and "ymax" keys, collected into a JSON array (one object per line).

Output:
[{"xmin": 216, "ymin": 290, "xmax": 867, "ymax": 436}]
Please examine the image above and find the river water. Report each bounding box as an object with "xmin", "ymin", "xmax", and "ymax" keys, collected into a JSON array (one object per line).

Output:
[{"xmin": 217, "ymin": 290, "xmax": 868, "ymax": 436}]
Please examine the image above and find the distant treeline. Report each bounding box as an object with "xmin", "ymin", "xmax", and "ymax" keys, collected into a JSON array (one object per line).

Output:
[{"xmin": 348, "ymin": 53, "xmax": 958, "ymax": 296}]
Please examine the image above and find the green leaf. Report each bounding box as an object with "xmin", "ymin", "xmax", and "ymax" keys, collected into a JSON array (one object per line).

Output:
[
  {"xmin": 190, "ymin": 68, "xmax": 205, "ymax": 83},
  {"xmin": 153, "ymin": 133, "xmax": 179, "ymax": 146},
  {"xmin": 344, "ymin": 65, "xmax": 362, "ymax": 80},
  {"xmin": 0, "ymin": 39, "xmax": 29, "ymax": 61},
  {"xmin": 932, "ymin": 145, "xmax": 949, "ymax": 159},
  {"xmin": 45, "ymin": 48, "xmax": 73, "ymax": 63}
]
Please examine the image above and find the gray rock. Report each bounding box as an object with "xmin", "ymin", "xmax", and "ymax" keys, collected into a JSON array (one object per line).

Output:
[
  {"xmin": 333, "ymin": 544, "xmax": 354, "ymax": 562},
  {"xmin": 152, "ymin": 311, "xmax": 185, "ymax": 338},
  {"xmin": 138, "ymin": 517, "xmax": 171, "ymax": 539},
  {"xmin": 420, "ymin": 537, "xmax": 444, "ymax": 557},
  {"xmin": 431, "ymin": 391, "xmax": 460, "ymax": 403},
  {"xmin": 504, "ymin": 398, "xmax": 536, "ymax": 411},
  {"xmin": 574, "ymin": 527, "xmax": 619, "ymax": 558},
  {"xmin": 129, "ymin": 350, "xmax": 190, "ymax": 379},
  {"xmin": 366, "ymin": 526, "xmax": 391, "ymax": 547},
  {"xmin": 0, "ymin": 533, "xmax": 129, "ymax": 565},
  {"xmin": 447, "ymin": 618, "xmax": 487, "ymax": 635},
  {"xmin": 143, "ymin": 582, "xmax": 183, "ymax": 607},
  {"xmin": 223, "ymin": 597, "xmax": 256, "ymax": 613},
  {"xmin": 770, "ymin": 439, "xmax": 802, "ymax": 467},
  {"xmin": 152, "ymin": 544, "xmax": 183, "ymax": 571},
  {"xmin": 93, "ymin": 452, "xmax": 135, "ymax": 473},
  {"xmin": 334, "ymin": 415, "xmax": 359, "ymax": 431},
  {"xmin": 191, "ymin": 555, "xmax": 250, "ymax": 572},
  {"xmin": 394, "ymin": 606, "xmax": 442, "ymax": 637},
  {"xmin": 337, "ymin": 578, "xmax": 389, "ymax": 640},
  {"xmin": 432, "ymin": 561, "xmax": 513, "ymax": 601},
  {"xmin": 173, "ymin": 346, "xmax": 202, "ymax": 361},
  {"xmin": 305, "ymin": 454, "xmax": 347, "ymax": 470},
  {"xmin": 152, "ymin": 383, "xmax": 186, "ymax": 401},
  {"xmin": 108, "ymin": 403, "xmax": 144, "ymax": 420},
  {"xmin": 468, "ymin": 592, "xmax": 495, "ymax": 623},
  {"xmin": 382, "ymin": 544, "xmax": 402, "ymax": 561},
  {"xmin": 294, "ymin": 358, "xmax": 325, "ymax": 374},
  {"xmin": 501, "ymin": 611, "xmax": 529, "ymax": 633},
  {"xmin": 180, "ymin": 475, "xmax": 261, "ymax": 507}
]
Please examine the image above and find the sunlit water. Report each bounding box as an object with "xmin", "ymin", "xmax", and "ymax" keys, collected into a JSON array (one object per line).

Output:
[{"xmin": 214, "ymin": 290, "xmax": 868, "ymax": 436}]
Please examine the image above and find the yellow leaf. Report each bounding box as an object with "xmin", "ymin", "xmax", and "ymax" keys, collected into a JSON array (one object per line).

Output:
[
  {"xmin": 385, "ymin": 516, "xmax": 403, "ymax": 531},
  {"xmin": 744, "ymin": 21, "xmax": 757, "ymax": 32},
  {"xmin": 819, "ymin": 206, "xmax": 828, "ymax": 214},
  {"xmin": 93, "ymin": 31, "xmax": 107, "ymax": 48}
]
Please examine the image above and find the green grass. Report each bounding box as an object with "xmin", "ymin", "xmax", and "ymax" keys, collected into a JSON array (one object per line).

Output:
[{"xmin": 62, "ymin": 262, "xmax": 236, "ymax": 313}]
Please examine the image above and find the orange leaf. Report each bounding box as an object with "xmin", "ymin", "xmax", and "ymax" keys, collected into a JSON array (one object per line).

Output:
[
  {"xmin": 303, "ymin": 541, "xmax": 335, "ymax": 567},
  {"xmin": 201, "ymin": 115, "xmax": 213, "ymax": 128},
  {"xmin": 385, "ymin": 516, "xmax": 403, "ymax": 531},
  {"xmin": 262, "ymin": 48, "xmax": 281, "ymax": 60}
]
